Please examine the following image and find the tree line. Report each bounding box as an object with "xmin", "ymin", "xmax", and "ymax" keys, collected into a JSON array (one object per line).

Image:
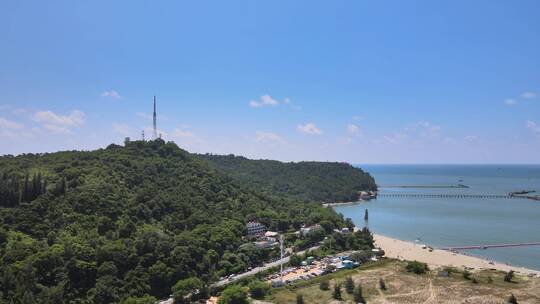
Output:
[{"xmin": 199, "ymin": 154, "xmax": 377, "ymax": 203}]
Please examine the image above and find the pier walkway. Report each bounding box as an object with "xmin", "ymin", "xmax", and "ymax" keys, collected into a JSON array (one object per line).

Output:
[
  {"xmin": 377, "ymin": 193, "xmax": 530, "ymax": 199},
  {"xmin": 440, "ymin": 242, "xmax": 540, "ymax": 251}
]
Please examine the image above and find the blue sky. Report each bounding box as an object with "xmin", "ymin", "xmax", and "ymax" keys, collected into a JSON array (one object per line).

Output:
[{"xmin": 1, "ymin": 1, "xmax": 539, "ymax": 163}]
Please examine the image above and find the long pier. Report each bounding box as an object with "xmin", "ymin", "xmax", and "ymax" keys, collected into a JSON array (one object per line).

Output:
[
  {"xmin": 377, "ymin": 193, "xmax": 530, "ymax": 200},
  {"xmin": 440, "ymin": 242, "xmax": 540, "ymax": 251}
]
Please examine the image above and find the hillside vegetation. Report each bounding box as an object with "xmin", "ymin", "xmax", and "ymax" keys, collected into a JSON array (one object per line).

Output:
[
  {"xmin": 0, "ymin": 140, "xmax": 366, "ymax": 303},
  {"xmin": 199, "ymin": 154, "xmax": 376, "ymax": 203}
]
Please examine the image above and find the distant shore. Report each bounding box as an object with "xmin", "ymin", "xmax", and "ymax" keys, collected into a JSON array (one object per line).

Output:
[{"xmin": 373, "ymin": 233, "xmax": 540, "ymax": 276}]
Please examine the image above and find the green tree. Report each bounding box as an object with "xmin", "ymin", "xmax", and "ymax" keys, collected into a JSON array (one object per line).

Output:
[
  {"xmin": 119, "ymin": 295, "xmax": 158, "ymax": 304},
  {"xmin": 218, "ymin": 285, "xmax": 249, "ymax": 304},
  {"xmin": 332, "ymin": 283, "xmax": 342, "ymax": 300},
  {"xmin": 379, "ymin": 278, "xmax": 386, "ymax": 291},
  {"xmin": 364, "ymin": 209, "xmax": 369, "ymax": 221},
  {"xmin": 172, "ymin": 277, "xmax": 204, "ymax": 304},
  {"xmin": 289, "ymin": 254, "xmax": 303, "ymax": 267},
  {"xmin": 248, "ymin": 280, "xmax": 270, "ymax": 299},
  {"xmin": 354, "ymin": 285, "xmax": 366, "ymax": 303},
  {"xmin": 504, "ymin": 270, "xmax": 515, "ymax": 282},
  {"xmin": 345, "ymin": 276, "xmax": 355, "ymax": 294}
]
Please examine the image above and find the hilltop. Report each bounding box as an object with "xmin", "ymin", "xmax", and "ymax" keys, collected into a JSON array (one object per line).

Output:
[
  {"xmin": 199, "ymin": 154, "xmax": 376, "ymax": 203},
  {"xmin": 0, "ymin": 140, "xmax": 372, "ymax": 303}
]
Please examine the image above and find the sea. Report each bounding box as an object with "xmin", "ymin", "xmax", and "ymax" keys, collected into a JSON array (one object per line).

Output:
[{"xmin": 334, "ymin": 164, "xmax": 540, "ymax": 271}]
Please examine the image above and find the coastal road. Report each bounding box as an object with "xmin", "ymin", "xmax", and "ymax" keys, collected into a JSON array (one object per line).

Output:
[
  {"xmin": 159, "ymin": 245, "xmax": 320, "ymax": 303},
  {"xmin": 212, "ymin": 245, "xmax": 320, "ymax": 287}
]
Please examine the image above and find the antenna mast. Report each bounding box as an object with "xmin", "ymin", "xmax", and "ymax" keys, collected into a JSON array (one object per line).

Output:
[{"xmin": 152, "ymin": 96, "xmax": 158, "ymax": 140}]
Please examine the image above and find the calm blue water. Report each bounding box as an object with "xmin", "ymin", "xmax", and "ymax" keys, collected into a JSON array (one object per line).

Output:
[{"xmin": 335, "ymin": 165, "xmax": 540, "ymax": 270}]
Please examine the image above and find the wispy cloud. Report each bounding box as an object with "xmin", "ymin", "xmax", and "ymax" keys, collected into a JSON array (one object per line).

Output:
[
  {"xmin": 43, "ymin": 124, "xmax": 71, "ymax": 134},
  {"xmin": 255, "ymin": 131, "xmax": 286, "ymax": 143},
  {"xmin": 297, "ymin": 123, "xmax": 322, "ymax": 135},
  {"xmin": 504, "ymin": 99, "xmax": 516, "ymax": 106},
  {"xmin": 33, "ymin": 110, "xmax": 85, "ymax": 126},
  {"xmin": 172, "ymin": 128, "xmax": 195, "ymax": 138},
  {"xmin": 352, "ymin": 115, "xmax": 366, "ymax": 121},
  {"xmin": 382, "ymin": 133, "xmax": 408, "ymax": 144},
  {"xmin": 249, "ymin": 95, "xmax": 280, "ymax": 108},
  {"xmin": 170, "ymin": 128, "xmax": 204, "ymax": 149},
  {"xmin": 0, "ymin": 117, "xmax": 24, "ymax": 130},
  {"xmin": 347, "ymin": 124, "xmax": 360, "ymax": 135},
  {"xmin": 527, "ymin": 121, "xmax": 540, "ymax": 137},
  {"xmin": 521, "ymin": 91, "xmax": 537, "ymax": 99},
  {"xmin": 136, "ymin": 112, "xmax": 152, "ymax": 120},
  {"xmin": 112, "ymin": 123, "xmax": 131, "ymax": 135},
  {"xmin": 101, "ymin": 90, "xmax": 122, "ymax": 100},
  {"xmin": 414, "ymin": 121, "xmax": 441, "ymax": 137}
]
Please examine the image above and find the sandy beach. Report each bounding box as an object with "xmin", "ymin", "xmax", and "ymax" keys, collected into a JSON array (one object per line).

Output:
[{"xmin": 373, "ymin": 233, "xmax": 540, "ymax": 276}]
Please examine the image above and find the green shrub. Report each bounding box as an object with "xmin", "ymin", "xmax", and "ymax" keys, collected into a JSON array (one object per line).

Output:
[
  {"xmin": 405, "ymin": 261, "xmax": 428, "ymax": 274},
  {"xmin": 319, "ymin": 280, "xmax": 330, "ymax": 291},
  {"xmin": 504, "ymin": 270, "xmax": 515, "ymax": 283},
  {"xmin": 296, "ymin": 294, "xmax": 304, "ymax": 304}
]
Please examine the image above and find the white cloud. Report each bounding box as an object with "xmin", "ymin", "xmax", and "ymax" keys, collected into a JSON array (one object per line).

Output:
[
  {"xmin": 101, "ymin": 90, "xmax": 122, "ymax": 100},
  {"xmin": 297, "ymin": 123, "xmax": 322, "ymax": 135},
  {"xmin": 43, "ymin": 124, "xmax": 71, "ymax": 134},
  {"xmin": 527, "ymin": 121, "xmax": 540, "ymax": 136},
  {"xmin": 170, "ymin": 128, "xmax": 204, "ymax": 149},
  {"xmin": 255, "ymin": 131, "xmax": 285, "ymax": 143},
  {"xmin": 337, "ymin": 137, "xmax": 352, "ymax": 145},
  {"xmin": 172, "ymin": 128, "xmax": 195, "ymax": 138},
  {"xmin": 0, "ymin": 117, "xmax": 31, "ymax": 138},
  {"xmin": 352, "ymin": 115, "xmax": 366, "ymax": 121},
  {"xmin": 464, "ymin": 135, "xmax": 479, "ymax": 142},
  {"xmin": 383, "ymin": 133, "xmax": 408, "ymax": 144},
  {"xmin": 347, "ymin": 124, "xmax": 360, "ymax": 135},
  {"xmin": 249, "ymin": 95, "xmax": 281, "ymax": 108},
  {"xmin": 136, "ymin": 112, "xmax": 152, "ymax": 120},
  {"xmin": 504, "ymin": 99, "xmax": 516, "ymax": 106},
  {"xmin": 33, "ymin": 110, "xmax": 85, "ymax": 126},
  {"xmin": 112, "ymin": 123, "xmax": 131, "ymax": 135},
  {"xmin": 0, "ymin": 117, "xmax": 24, "ymax": 130},
  {"xmin": 443, "ymin": 137, "xmax": 455, "ymax": 143},
  {"xmin": 414, "ymin": 121, "xmax": 441, "ymax": 137},
  {"xmin": 521, "ymin": 91, "xmax": 537, "ymax": 99}
]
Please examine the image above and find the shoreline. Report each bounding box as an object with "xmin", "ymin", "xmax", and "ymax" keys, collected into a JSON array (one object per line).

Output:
[
  {"xmin": 373, "ymin": 233, "xmax": 540, "ymax": 276},
  {"xmin": 323, "ymin": 200, "xmax": 367, "ymax": 207}
]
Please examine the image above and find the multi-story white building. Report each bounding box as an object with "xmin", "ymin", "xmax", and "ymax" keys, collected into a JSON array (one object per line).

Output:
[{"xmin": 246, "ymin": 221, "xmax": 266, "ymax": 238}]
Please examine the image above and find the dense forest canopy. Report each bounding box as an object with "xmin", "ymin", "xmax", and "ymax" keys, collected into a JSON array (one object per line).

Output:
[
  {"xmin": 0, "ymin": 140, "xmax": 373, "ymax": 303},
  {"xmin": 199, "ymin": 154, "xmax": 377, "ymax": 203}
]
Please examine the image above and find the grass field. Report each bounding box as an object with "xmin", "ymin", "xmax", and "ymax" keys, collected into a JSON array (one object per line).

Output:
[{"xmin": 265, "ymin": 259, "xmax": 540, "ymax": 303}]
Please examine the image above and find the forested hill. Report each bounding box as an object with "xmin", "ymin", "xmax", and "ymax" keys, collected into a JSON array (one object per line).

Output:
[
  {"xmin": 199, "ymin": 154, "xmax": 377, "ymax": 203},
  {"xmin": 0, "ymin": 140, "xmax": 351, "ymax": 303}
]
